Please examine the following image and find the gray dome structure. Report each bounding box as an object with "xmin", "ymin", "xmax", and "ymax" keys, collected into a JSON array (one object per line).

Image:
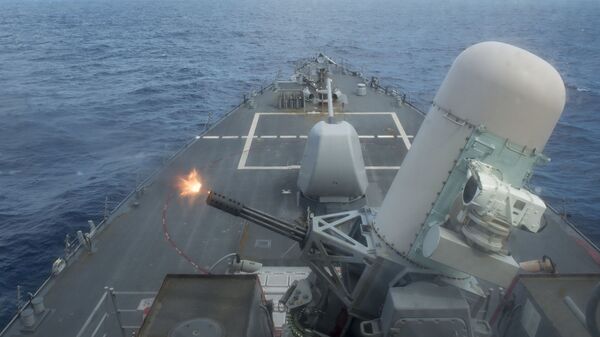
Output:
[{"xmin": 297, "ymin": 120, "xmax": 368, "ymax": 202}]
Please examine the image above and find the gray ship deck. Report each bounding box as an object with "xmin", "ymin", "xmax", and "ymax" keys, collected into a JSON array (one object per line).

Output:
[{"xmin": 3, "ymin": 57, "xmax": 599, "ymax": 337}]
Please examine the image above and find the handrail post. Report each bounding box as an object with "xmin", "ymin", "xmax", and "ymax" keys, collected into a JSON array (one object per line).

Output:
[{"xmin": 105, "ymin": 287, "xmax": 126, "ymax": 337}]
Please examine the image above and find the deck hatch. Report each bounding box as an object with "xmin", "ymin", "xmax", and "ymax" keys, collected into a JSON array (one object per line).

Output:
[{"xmin": 137, "ymin": 274, "xmax": 270, "ymax": 337}]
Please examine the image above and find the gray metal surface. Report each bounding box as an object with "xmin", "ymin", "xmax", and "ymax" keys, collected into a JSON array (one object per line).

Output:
[
  {"xmin": 378, "ymin": 282, "xmax": 474, "ymax": 337},
  {"xmin": 498, "ymin": 274, "xmax": 600, "ymax": 337},
  {"xmin": 138, "ymin": 274, "xmax": 268, "ymax": 337},
  {"xmin": 2, "ymin": 56, "xmax": 599, "ymax": 337},
  {"xmin": 297, "ymin": 121, "xmax": 368, "ymax": 201}
]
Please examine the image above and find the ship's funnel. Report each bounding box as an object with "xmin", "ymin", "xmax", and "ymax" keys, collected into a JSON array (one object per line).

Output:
[{"xmin": 374, "ymin": 41, "xmax": 565, "ymax": 258}]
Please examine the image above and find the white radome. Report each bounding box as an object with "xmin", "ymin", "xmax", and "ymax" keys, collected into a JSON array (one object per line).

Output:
[{"xmin": 375, "ymin": 41, "xmax": 565, "ymax": 255}]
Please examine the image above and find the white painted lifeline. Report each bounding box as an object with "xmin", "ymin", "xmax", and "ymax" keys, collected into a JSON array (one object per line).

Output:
[
  {"xmin": 240, "ymin": 165, "xmax": 301, "ymax": 170},
  {"xmin": 204, "ymin": 134, "xmax": 411, "ymax": 140},
  {"xmin": 239, "ymin": 165, "xmax": 399, "ymax": 170},
  {"xmin": 390, "ymin": 113, "xmax": 412, "ymax": 149},
  {"xmin": 237, "ymin": 113, "xmax": 260, "ymax": 169},
  {"xmin": 204, "ymin": 134, "xmax": 413, "ymax": 139},
  {"xmin": 365, "ymin": 166, "xmax": 401, "ymax": 170}
]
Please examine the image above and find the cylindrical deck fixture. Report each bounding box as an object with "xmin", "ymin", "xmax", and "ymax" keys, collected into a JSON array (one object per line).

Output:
[
  {"xmin": 356, "ymin": 83, "xmax": 367, "ymax": 96},
  {"xmin": 519, "ymin": 256, "xmax": 556, "ymax": 273},
  {"xmin": 31, "ymin": 296, "xmax": 45, "ymax": 314},
  {"xmin": 20, "ymin": 308, "xmax": 35, "ymax": 328},
  {"xmin": 374, "ymin": 41, "xmax": 566, "ymax": 255}
]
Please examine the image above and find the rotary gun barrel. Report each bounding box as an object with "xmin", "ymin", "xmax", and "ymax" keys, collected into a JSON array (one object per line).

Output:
[{"xmin": 206, "ymin": 191, "xmax": 307, "ymax": 243}]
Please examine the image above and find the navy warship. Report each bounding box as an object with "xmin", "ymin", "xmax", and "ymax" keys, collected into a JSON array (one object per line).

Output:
[{"xmin": 2, "ymin": 42, "xmax": 600, "ymax": 337}]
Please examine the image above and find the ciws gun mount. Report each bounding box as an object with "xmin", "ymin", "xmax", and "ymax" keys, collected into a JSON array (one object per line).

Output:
[
  {"xmin": 206, "ymin": 190, "xmax": 491, "ymax": 337},
  {"xmin": 206, "ymin": 191, "xmax": 307, "ymax": 243},
  {"xmin": 205, "ymin": 41, "xmax": 567, "ymax": 337}
]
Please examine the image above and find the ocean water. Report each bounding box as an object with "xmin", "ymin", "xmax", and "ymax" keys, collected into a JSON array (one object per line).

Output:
[{"xmin": 0, "ymin": 0, "xmax": 599, "ymax": 326}]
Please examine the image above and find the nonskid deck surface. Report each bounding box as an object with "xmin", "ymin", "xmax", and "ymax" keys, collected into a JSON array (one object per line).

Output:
[
  {"xmin": 3, "ymin": 62, "xmax": 599, "ymax": 337},
  {"xmin": 2, "ymin": 69, "xmax": 417, "ymax": 336}
]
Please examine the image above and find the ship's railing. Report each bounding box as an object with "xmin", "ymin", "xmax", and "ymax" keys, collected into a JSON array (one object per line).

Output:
[
  {"xmin": 1, "ymin": 52, "xmax": 404, "ymax": 334},
  {"xmin": 297, "ymin": 52, "xmax": 426, "ymax": 116},
  {"xmin": 4, "ymin": 52, "xmax": 593, "ymax": 335},
  {"xmin": 546, "ymin": 202, "xmax": 600, "ymax": 253},
  {"xmin": 75, "ymin": 287, "xmax": 157, "ymax": 337},
  {"xmin": 521, "ymin": 182, "xmax": 600, "ymax": 254},
  {"xmin": 0, "ymin": 81, "xmax": 274, "ymax": 336},
  {"xmin": 0, "ymin": 51, "xmax": 513, "ymax": 334}
]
